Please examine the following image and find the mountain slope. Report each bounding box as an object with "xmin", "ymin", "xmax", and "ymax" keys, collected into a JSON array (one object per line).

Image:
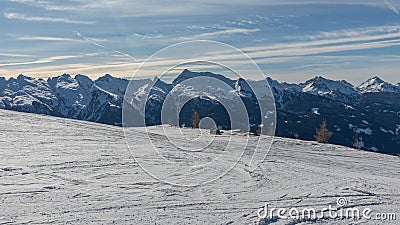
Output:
[{"xmin": 0, "ymin": 110, "xmax": 399, "ymax": 224}]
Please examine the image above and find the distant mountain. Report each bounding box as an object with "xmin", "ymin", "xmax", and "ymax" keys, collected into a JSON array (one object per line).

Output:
[
  {"xmin": 300, "ymin": 76, "xmax": 360, "ymax": 104},
  {"xmin": 1, "ymin": 70, "xmax": 399, "ymax": 155},
  {"xmin": 357, "ymin": 76, "xmax": 400, "ymax": 93},
  {"xmin": 0, "ymin": 73, "xmax": 126, "ymax": 125}
]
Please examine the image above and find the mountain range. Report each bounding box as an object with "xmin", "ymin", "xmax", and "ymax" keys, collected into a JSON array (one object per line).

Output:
[{"xmin": 1, "ymin": 69, "xmax": 399, "ymax": 155}]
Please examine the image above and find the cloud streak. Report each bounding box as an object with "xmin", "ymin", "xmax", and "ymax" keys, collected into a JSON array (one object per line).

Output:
[
  {"xmin": 0, "ymin": 53, "xmax": 106, "ymax": 67},
  {"xmin": 17, "ymin": 36, "xmax": 82, "ymax": 42},
  {"xmin": 0, "ymin": 53, "xmax": 32, "ymax": 57},
  {"xmin": 7, "ymin": 0, "xmax": 80, "ymax": 11},
  {"xmin": 189, "ymin": 28, "xmax": 260, "ymax": 39},
  {"xmin": 4, "ymin": 12, "xmax": 94, "ymax": 24}
]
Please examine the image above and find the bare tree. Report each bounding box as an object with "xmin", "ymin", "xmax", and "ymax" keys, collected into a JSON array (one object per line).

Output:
[
  {"xmin": 191, "ymin": 111, "xmax": 200, "ymax": 128},
  {"xmin": 314, "ymin": 120, "xmax": 333, "ymax": 143}
]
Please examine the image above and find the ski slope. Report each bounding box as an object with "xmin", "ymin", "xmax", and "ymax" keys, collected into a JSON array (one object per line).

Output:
[{"xmin": 0, "ymin": 109, "xmax": 399, "ymax": 224}]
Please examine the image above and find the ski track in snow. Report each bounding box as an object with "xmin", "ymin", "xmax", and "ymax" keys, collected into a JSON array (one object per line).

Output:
[{"xmin": 0, "ymin": 110, "xmax": 399, "ymax": 224}]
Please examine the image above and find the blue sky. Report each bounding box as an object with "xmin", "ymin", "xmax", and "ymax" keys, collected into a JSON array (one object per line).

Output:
[{"xmin": 0, "ymin": 0, "xmax": 400, "ymax": 84}]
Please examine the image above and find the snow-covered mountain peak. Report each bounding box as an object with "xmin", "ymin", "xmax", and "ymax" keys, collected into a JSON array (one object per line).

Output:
[
  {"xmin": 4, "ymin": 74, "xmax": 48, "ymax": 92},
  {"xmin": 49, "ymin": 74, "xmax": 80, "ymax": 90},
  {"xmin": 358, "ymin": 76, "xmax": 399, "ymax": 93},
  {"xmin": 96, "ymin": 74, "xmax": 126, "ymax": 84},
  {"xmin": 94, "ymin": 74, "xmax": 128, "ymax": 97},
  {"xmin": 302, "ymin": 76, "xmax": 330, "ymax": 94},
  {"xmin": 301, "ymin": 76, "xmax": 357, "ymax": 96},
  {"xmin": 370, "ymin": 76, "xmax": 384, "ymax": 83}
]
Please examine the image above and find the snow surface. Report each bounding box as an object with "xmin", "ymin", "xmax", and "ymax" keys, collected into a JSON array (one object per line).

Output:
[{"xmin": 0, "ymin": 110, "xmax": 399, "ymax": 224}]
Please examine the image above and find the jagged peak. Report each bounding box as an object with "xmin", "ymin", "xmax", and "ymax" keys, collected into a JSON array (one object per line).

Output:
[
  {"xmin": 72, "ymin": 75, "xmax": 93, "ymax": 90},
  {"xmin": 75, "ymin": 74, "xmax": 89, "ymax": 79},
  {"xmin": 303, "ymin": 75, "xmax": 355, "ymax": 87},
  {"xmin": 359, "ymin": 76, "xmax": 385, "ymax": 87},
  {"xmin": 371, "ymin": 75, "xmax": 383, "ymax": 80},
  {"xmin": 312, "ymin": 75, "xmax": 325, "ymax": 80},
  {"xmin": 364, "ymin": 76, "xmax": 384, "ymax": 84},
  {"xmin": 95, "ymin": 74, "xmax": 128, "ymax": 83},
  {"xmin": 305, "ymin": 76, "xmax": 345, "ymax": 84},
  {"xmin": 17, "ymin": 74, "xmax": 33, "ymax": 80},
  {"xmin": 173, "ymin": 69, "xmax": 235, "ymax": 87},
  {"xmin": 47, "ymin": 73, "xmax": 73, "ymax": 83},
  {"xmin": 97, "ymin": 74, "xmax": 114, "ymax": 80}
]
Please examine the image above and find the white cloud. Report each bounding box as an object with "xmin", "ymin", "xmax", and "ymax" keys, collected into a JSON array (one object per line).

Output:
[
  {"xmin": 189, "ymin": 28, "xmax": 260, "ymax": 39},
  {"xmin": 131, "ymin": 33, "xmax": 165, "ymax": 39},
  {"xmin": 303, "ymin": 25, "xmax": 400, "ymax": 40},
  {"xmin": 6, "ymin": 0, "xmax": 397, "ymax": 19},
  {"xmin": 7, "ymin": 27, "xmax": 399, "ymax": 78},
  {"xmin": 232, "ymin": 25, "xmax": 400, "ymax": 59},
  {"xmin": 17, "ymin": 36, "xmax": 82, "ymax": 42},
  {"xmin": 0, "ymin": 53, "xmax": 106, "ymax": 67},
  {"xmin": 0, "ymin": 53, "xmax": 32, "ymax": 57},
  {"xmin": 4, "ymin": 12, "xmax": 94, "ymax": 24}
]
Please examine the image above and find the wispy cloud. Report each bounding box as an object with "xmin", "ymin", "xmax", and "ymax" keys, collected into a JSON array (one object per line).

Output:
[
  {"xmin": 189, "ymin": 28, "xmax": 260, "ymax": 39},
  {"xmin": 7, "ymin": 0, "xmax": 82, "ymax": 11},
  {"xmin": 0, "ymin": 52, "xmax": 32, "ymax": 57},
  {"xmin": 17, "ymin": 36, "xmax": 82, "ymax": 42},
  {"xmin": 303, "ymin": 25, "xmax": 400, "ymax": 40},
  {"xmin": 0, "ymin": 53, "xmax": 105, "ymax": 67},
  {"xmin": 4, "ymin": 12, "xmax": 94, "ymax": 24},
  {"xmin": 131, "ymin": 33, "xmax": 165, "ymax": 39}
]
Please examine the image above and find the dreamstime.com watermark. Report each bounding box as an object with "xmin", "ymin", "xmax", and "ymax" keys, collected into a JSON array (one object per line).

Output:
[{"xmin": 257, "ymin": 197, "xmax": 397, "ymax": 221}]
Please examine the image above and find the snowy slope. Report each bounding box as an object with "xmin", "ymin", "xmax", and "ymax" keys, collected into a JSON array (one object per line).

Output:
[{"xmin": 0, "ymin": 110, "xmax": 399, "ymax": 224}]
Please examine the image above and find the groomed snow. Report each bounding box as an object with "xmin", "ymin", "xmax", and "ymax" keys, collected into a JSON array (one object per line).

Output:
[{"xmin": 0, "ymin": 110, "xmax": 399, "ymax": 224}]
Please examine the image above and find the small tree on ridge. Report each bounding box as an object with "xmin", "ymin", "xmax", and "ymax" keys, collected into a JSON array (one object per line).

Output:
[{"xmin": 314, "ymin": 120, "xmax": 333, "ymax": 143}]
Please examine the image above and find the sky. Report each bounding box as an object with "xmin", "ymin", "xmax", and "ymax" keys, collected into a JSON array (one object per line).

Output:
[{"xmin": 0, "ymin": 0, "xmax": 400, "ymax": 85}]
